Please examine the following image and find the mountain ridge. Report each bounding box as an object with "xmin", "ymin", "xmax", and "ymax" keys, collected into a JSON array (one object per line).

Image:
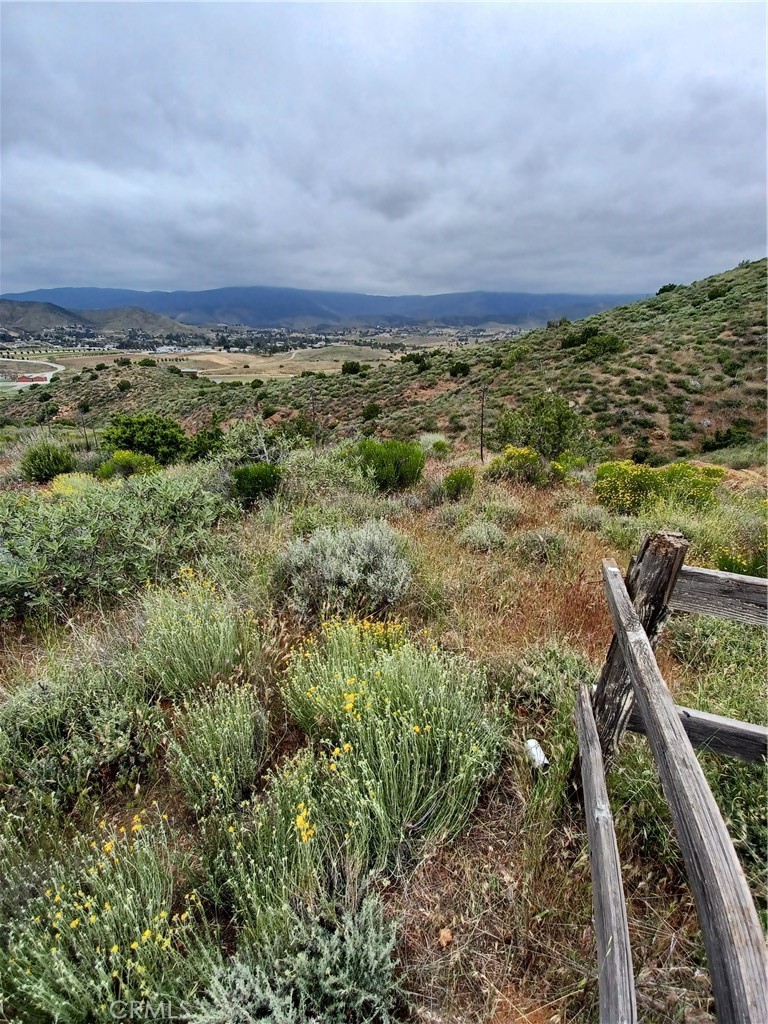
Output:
[{"xmin": 1, "ymin": 284, "xmax": 646, "ymax": 328}]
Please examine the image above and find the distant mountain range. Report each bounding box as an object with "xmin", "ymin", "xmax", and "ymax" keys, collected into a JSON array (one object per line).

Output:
[{"xmin": 0, "ymin": 285, "xmax": 646, "ymax": 330}]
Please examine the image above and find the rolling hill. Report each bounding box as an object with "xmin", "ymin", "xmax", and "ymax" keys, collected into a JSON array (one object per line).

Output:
[
  {"xmin": 1, "ymin": 260, "xmax": 764, "ymax": 462},
  {"xmin": 0, "ymin": 300, "xmax": 206, "ymax": 336}
]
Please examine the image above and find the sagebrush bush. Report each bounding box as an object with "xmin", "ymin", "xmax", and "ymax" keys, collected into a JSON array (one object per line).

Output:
[
  {"xmin": 168, "ymin": 682, "xmax": 268, "ymax": 814},
  {"xmin": 276, "ymin": 521, "xmax": 412, "ymax": 618},
  {"xmin": 19, "ymin": 440, "xmax": 76, "ymax": 482},
  {"xmin": 485, "ymin": 445, "xmax": 546, "ymax": 484},
  {"xmin": 457, "ymin": 520, "xmax": 506, "ymax": 551},
  {"xmin": 432, "ymin": 503, "xmax": 467, "ymax": 529},
  {"xmin": 191, "ymin": 897, "xmax": 400, "ymax": 1024},
  {"xmin": 443, "ymin": 467, "xmax": 475, "ymax": 500},
  {"xmin": 479, "ymin": 496, "xmax": 525, "ymax": 528},
  {"xmin": 356, "ymin": 439, "xmax": 425, "ymax": 491},
  {"xmin": 563, "ymin": 501, "xmax": 609, "ymax": 532},
  {"xmin": 513, "ymin": 529, "xmax": 567, "ymax": 565},
  {"xmin": 231, "ymin": 462, "xmax": 283, "ymax": 506}
]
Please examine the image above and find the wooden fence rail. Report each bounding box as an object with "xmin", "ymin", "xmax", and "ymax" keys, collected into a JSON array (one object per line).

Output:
[
  {"xmin": 571, "ymin": 533, "xmax": 768, "ymax": 1023},
  {"xmin": 602, "ymin": 559, "xmax": 768, "ymax": 1024},
  {"xmin": 625, "ymin": 700, "xmax": 768, "ymax": 763},
  {"xmin": 669, "ymin": 565, "xmax": 768, "ymax": 626}
]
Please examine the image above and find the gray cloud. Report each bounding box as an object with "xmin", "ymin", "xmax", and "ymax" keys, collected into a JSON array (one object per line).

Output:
[{"xmin": 1, "ymin": 2, "xmax": 765, "ymax": 295}]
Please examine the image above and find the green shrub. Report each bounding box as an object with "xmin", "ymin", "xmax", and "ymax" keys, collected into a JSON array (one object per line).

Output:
[
  {"xmin": 169, "ymin": 682, "xmax": 268, "ymax": 814},
  {"xmin": 231, "ymin": 462, "xmax": 283, "ymax": 506},
  {"xmin": 0, "ymin": 467, "xmax": 227, "ymax": 620},
  {"xmin": 356, "ymin": 439, "xmax": 425, "ymax": 491},
  {"xmin": 577, "ymin": 333, "xmax": 626, "ymax": 361},
  {"xmin": 362, "ymin": 402, "xmax": 382, "ymax": 421},
  {"xmin": 137, "ymin": 356, "xmax": 157, "ymax": 366},
  {"xmin": 431, "ymin": 440, "xmax": 450, "ymax": 458},
  {"xmin": 457, "ymin": 520, "xmax": 506, "ymax": 552},
  {"xmin": 341, "ymin": 360, "xmax": 363, "ymax": 375},
  {"xmin": 19, "ymin": 440, "xmax": 76, "ymax": 483},
  {"xmin": 116, "ymin": 379, "xmax": 132, "ymax": 393},
  {"xmin": 443, "ymin": 467, "xmax": 475, "ymax": 501},
  {"xmin": 102, "ymin": 412, "xmax": 188, "ymax": 465},
  {"xmin": 485, "ymin": 445, "xmax": 546, "ymax": 484},
  {"xmin": 187, "ymin": 426, "xmax": 225, "ymax": 461},
  {"xmin": 191, "ymin": 898, "xmax": 400, "ymax": 1024},
  {"xmin": 449, "ymin": 360, "xmax": 470, "ymax": 377},
  {"xmin": 276, "ymin": 521, "xmax": 412, "ymax": 619},
  {"xmin": 96, "ymin": 449, "xmax": 160, "ymax": 479}
]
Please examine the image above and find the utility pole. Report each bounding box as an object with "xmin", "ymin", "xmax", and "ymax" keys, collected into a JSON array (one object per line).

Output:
[
  {"xmin": 308, "ymin": 385, "xmax": 318, "ymax": 448},
  {"xmin": 479, "ymin": 385, "xmax": 489, "ymax": 463}
]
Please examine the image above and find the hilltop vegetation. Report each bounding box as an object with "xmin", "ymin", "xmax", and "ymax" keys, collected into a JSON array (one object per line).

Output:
[{"xmin": 2, "ymin": 259, "xmax": 764, "ymax": 461}]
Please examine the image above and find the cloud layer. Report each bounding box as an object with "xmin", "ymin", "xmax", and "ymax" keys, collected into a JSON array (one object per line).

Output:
[{"xmin": 1, "ymin": 2, "xmax": 765, "ymax": 294}]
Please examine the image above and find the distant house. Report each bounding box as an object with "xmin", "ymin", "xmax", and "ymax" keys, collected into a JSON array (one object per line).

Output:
[
  {"xmin": 179, "ymin": 368, "xmax": 198, "ymax": 378},
  {"xmin": 17, "ymin": 374, "xmax": 47, "ymax": 383}
]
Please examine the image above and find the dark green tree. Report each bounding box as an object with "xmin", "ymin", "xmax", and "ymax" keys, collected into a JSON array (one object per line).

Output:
[{"xmin": 102, "ymin": 413, "xmax": 188, "ymax": 465}]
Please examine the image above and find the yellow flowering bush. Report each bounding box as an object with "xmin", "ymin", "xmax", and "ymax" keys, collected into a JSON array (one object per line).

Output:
[
  {"xmin": 1, "ymin": 812, "xmax": 216, "ymax": 1019},
  {"xmin": 594, "ymin": 459, "xmax": 725, "ymax": 515},
  {"xmin": 485, "ymin": 445, "xmax": 546, "ymax": 484},
  {"xmin": 284, "ymin": 619, "xmax": 502, "ymax": 868}
]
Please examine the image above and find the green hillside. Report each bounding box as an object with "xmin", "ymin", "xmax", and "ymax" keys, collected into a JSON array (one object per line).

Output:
[{"xmin": 1, "ymin": 259, "xmax": 765, "ymax": 460}]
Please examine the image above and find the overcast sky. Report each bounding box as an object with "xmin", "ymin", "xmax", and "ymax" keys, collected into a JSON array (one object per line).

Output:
[{"xmin": 1, "ymin": 2, "xmax": 765, "ymax": 296}]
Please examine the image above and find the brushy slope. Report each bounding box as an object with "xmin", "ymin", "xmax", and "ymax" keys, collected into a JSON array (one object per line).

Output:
[{"xmin": 2, "ymin": 259, "xmax": 765, "ymax": 461}]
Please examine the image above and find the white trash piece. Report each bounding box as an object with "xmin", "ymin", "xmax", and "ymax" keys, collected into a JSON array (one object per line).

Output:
[{"xmin": 524, "ymin": 739, "xmax": 549, "ymax": 774}]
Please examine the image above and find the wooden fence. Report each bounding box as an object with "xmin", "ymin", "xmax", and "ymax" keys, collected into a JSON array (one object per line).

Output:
[{"xmin": 571, "ymin": 531, "xmax": 768, "ymax": 1024}]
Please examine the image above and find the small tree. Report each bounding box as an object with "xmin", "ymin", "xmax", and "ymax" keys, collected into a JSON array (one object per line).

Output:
[
  {"xmin": 102, "ymin": 413, "xmax": 187, "ymax": 465},
  {"xmin": 493, "ymin": 394, "xmax": 588, "ymax": 459}
]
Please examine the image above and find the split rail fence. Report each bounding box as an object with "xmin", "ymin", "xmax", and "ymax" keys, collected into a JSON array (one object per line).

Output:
[{"xmin": 570, "ymin": 531, "xmax": 768, "ymax": 1024}]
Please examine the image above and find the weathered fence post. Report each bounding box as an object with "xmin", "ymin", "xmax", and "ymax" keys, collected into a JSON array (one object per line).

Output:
[
  {"xmin": 569, "ymin": 531, "xmax": 689, "ymax": 799},
  {"xmin": 575, "ymin": 685, "xmax": 637, "ymax": 1024}
]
